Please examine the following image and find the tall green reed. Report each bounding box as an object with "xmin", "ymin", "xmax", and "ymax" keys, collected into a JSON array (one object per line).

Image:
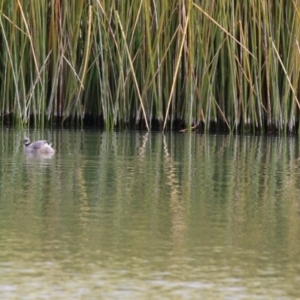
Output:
[{"xmin": 0, "ymin": 0, "xmax": 299, "ymax": 133}]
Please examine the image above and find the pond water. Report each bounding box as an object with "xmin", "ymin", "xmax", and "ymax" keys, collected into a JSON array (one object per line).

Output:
[{"xmin": 0, "ymin": 129, "xmax": 300, "ymax": 299}]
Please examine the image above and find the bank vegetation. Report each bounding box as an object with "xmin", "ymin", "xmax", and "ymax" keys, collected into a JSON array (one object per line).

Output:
[{"xmin": 0, "ymin": 0, "xmax": 299, "ymax": 133}]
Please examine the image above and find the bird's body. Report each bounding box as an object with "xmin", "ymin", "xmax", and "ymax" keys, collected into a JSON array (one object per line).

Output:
[{"xmin": 24, "ymin": 138, "xmax": 55, "ymax": 154}]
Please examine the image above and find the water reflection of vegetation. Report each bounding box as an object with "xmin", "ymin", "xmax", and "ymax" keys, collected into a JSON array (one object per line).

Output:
[
  {"xmin": 0, "ymin": 132, "xmax": 300, "ymax": 255},
  {"xmin": 11, "ymin": 136, "xmax": 300, "ymax": 224},
  {"xmin": 0, "ymin": 131, "xmax": 300, "ymax": 296}
]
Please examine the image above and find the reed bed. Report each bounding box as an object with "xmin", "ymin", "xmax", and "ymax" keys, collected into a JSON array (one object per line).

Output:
[{"xmin": 0, "ymin": 0, "xmax": 300, "ymax": 133}]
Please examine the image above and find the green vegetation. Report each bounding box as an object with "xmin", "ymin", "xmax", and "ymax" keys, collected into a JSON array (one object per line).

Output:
[{"xmin": 0, "ymin": 1, "xmax": 299, "ymax": 133}]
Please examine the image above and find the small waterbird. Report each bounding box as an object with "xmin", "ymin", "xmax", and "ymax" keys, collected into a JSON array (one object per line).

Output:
[{"xmin": 23, "ymin": 137, "xmax": 55, "ymax": 154}]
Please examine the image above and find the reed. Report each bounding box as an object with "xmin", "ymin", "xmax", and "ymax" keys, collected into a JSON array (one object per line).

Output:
[{"xmin": 0, "ymin": 0, "xmax": 300, "ymax": 133}]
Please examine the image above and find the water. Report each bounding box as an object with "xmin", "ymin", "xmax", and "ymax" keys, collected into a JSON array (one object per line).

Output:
[{"xmin": 0, "ymin": 129, "xmax": 300, "ymax": 299}]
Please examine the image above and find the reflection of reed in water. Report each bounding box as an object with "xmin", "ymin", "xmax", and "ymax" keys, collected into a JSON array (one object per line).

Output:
[
  {"xmin": 162, "ymin": 134, "xmax": 186, "ymax": 249},
  {"xmin": 138, "ymin": 132, "xmax": 149, "ymax": 157},
  {"xmin": 163, "ymin": 135, "xmax": 180, "ymax": 198}
]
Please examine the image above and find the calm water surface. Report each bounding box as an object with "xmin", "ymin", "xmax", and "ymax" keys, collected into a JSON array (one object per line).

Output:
[{"xmin": 0, "ymin": 129, "xmax": 300, "ymax": 299}]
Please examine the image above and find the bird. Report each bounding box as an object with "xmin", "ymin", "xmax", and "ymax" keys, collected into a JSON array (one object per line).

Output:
[{"xmin": 23, "ymin": 137, "xmax": 55, "ymax": 154}]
